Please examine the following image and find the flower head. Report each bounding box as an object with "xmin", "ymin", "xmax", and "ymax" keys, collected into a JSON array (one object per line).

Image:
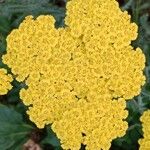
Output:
[
  {"xmin": 139, "ymin": 110, "xmax": 150, "ymax": 150},
  {"xmin": 2, "ymin": 0, "xmax": 145, "ymax": 149},
  {"xmin": 0, "ymin": 68, "xmax": 13, "ymax": 95}
]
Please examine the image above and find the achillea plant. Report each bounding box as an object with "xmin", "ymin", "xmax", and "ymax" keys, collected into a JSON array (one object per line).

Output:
[
  {"xmin": 1, "ymin": 0, "xmax": 145, "ymax": 149},
  {"xmin": 0, "ymin": 68, "xmax": 12, "ymax": 95},
  {"xmin": 139, "ymin": 110, "xmax": 150, "ymax": 150}
]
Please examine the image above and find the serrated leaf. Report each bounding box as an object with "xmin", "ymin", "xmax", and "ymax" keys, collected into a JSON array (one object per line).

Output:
[{"xmin": 0, "ymin": 104, "xmax": 34, "ymax": 150}]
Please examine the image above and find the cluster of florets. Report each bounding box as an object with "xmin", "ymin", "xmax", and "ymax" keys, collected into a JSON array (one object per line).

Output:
[
  {"xmin": 2, "ymin": 0, "xmax": 145, "ymax": 149},
  {"xmin": 139, "ymin": 110, "xmax": 150, "ymax": 150},
  {"xmin": 0, "ymin": 68, "xmax": 13, "ymax": 95},
  {"xmin": 52, "ymin": 98, "xmax": 128, "ymax": 150}
]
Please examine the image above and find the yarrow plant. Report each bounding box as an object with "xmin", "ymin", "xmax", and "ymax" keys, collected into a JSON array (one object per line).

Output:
[
  {"xmin": 0, "ymin": 68, "xmax": 13, "ymax": 95},
  {"xmin": 0, "ymin": 0, "xmax": 146, "ymax": 149},
  {"xmin": 139, "ymin": 110, "xmax": 150, "ymax": 150}
]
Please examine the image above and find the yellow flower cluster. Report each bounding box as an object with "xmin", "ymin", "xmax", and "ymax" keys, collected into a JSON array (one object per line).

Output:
[
  {"xmin": 139, "ymin": 110, "xmax": 150, "ymax": 150},
  {"xmin": 2, "ymin": 0, "xmax": 145, "ymax": 149},
  {"xmin": 0, "ymin": 68, "xmax": 13, "ymax": 95},
  {"xmin": 52, "ymin": 98, "xmax": 128, "ymax": 150}
]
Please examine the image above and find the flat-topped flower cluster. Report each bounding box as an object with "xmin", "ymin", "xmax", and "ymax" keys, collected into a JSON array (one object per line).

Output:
[{"xmin": 1, "ymin": 0, "xmax": 146, "ymax": 149}]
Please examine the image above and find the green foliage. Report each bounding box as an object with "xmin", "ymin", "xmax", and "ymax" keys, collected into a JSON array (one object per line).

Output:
[
  {"xmin": 0, "ymin": 0, "xmax": 65, "ymax": 30},
  {"xmin": 0, "ymin": 16, "xmax": 10, "ymax": 35},
  {"xmin": 41, "ymin": 126, "xmax": 62, "ymax": 150},
  {"xmin": 0, "ymin": 104, "xmax": 34, "ymax": 150},
  {"xmin": 111, "ymin": 124, "xmax": 142, "ymax": 150},
  {"xmin": 0, "ymin": 0, "xmax": 150, "ymax": 149},
  {"xmin": 7, "ymin": 80, "xmax": 27, "ymax": 104}
]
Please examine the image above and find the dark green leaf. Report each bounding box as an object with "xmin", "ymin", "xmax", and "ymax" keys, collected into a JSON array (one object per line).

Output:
[
  {"xmin": 0, "ymin": 16, "xmax": 10, "ymax": 35},
  {"xmin": 0, "ymin": 104, "xmax": 33, "ymax": 150},
  {"xmin": 41, "ymin": 126, "xmax": 61, "ymax": 149}
]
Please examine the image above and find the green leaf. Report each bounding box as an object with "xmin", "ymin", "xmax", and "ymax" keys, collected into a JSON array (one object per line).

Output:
[
  {"xmin": 111, "ymin": 124, "xmax": 142, "ymax": 150},
  {"xmin": 41, "ymin": 126, "xmax": 62, "ymax": 149},
  {"xmin": 126, "ymin": 99, "xmax": 141, "ymax": 124},
  {"xmin": 0, "ymin": 16, "xmax": 10, "ymax": 35},
  {"xmin": 0, "ymin": 104, "xmax": 34, "ymax": 150},
  {"xmin": 140, "ymin": 14, "xmax": 150, "ymax": 36},
  {"xmin": 121, "ymin": 0, "xmax": 133, "ymax": 11},
  {"xmin": 139, "ymin": 3, "xmax": 150, "ymax": 11},
  {"xmin": 7, "ymin": 80, "xmax": 27, "ymax": 103},
  {"xmin": 0, "ymin": 37, "xmax": 6, "ymax": 55}
]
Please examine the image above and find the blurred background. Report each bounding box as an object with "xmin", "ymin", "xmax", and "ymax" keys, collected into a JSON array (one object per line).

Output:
[{"xmin": 0, "ymin": 0, "xmax": 150, "ymax": 150}]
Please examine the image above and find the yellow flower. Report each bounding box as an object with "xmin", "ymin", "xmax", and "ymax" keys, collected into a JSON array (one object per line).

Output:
[
  {"xmin": 52, "ymin": 98, "xmax": 128, "ymax": 150},
  {"xmin": 0, "ymin": 68, "xmax": 13, "ymax": 95},
  {"xmin": 139, "ymin": 110, "xmax": 150, "ymax": 150},
  {"xmin": 2, "ymin": 0, "xmax": 145, "ymax": 149}
]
